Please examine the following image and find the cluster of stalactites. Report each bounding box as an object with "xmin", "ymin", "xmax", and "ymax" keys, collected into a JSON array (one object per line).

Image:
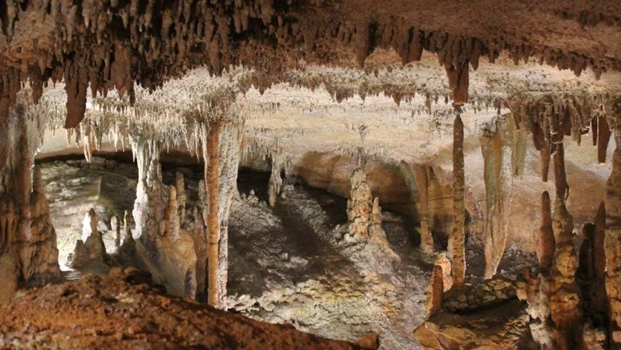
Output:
[
  {"xmin": 505, "ymin": 92, "xmax": 620, "ymax": 170},
  {"xmin": 2, "ymin": 0, "xmax": 620, "ymax": 132},
  {"xmin": 40, "ymin": 85, "xmax": 244, "ymax": 163}
]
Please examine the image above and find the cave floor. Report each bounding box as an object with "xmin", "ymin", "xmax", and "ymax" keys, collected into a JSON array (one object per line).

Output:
[{"xmin": 37, "ymin": 158, "xmax": 537, "ymax": 349}]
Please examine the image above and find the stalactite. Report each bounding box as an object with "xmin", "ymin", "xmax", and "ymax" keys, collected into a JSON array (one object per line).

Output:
[
  {"xmin": 481, "ymin": 117, "xmax": 514, "ymax": 279},
  {"xmin": 449, "ymin": 115, "xmax": 465, "ymax": 288},
  {"xmin": 444, "ymin": 61, "xmax": 469, "ymax": 106},
  {"xmin": 598, "ymin": 114, "xmax": 611, "ymax": 164}
]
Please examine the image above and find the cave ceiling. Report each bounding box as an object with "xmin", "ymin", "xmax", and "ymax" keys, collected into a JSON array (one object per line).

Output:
[{"xmin": 2, "ymin": 0, "xmax": 621, "ymax": 164}]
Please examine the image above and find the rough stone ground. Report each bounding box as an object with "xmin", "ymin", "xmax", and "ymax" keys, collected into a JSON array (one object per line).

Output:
[
  {"xmin": 0, "ymin": 268, "xmax": 363, "ymax": 350},
  {"xmin": 229, "ymin": 174, "xmax": 432, "ymax": 349}
]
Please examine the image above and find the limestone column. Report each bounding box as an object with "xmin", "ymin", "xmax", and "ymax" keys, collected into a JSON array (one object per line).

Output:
[
  {"xmin": 204, "ymin": 121, "xmax": 243, "ymax": 308},
  {"xmin": 206, "ymin": 122, "xmax": 223, "ymax": 308},
  {"xmin": 448, "ymin": 115, "xmax": 465, "ymax": 288}
]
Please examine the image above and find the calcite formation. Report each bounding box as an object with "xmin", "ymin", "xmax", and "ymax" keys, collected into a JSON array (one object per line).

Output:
[
  {"xmin": 4, "ymin": 1, "xmax": 621, "ymax": 349},
  {"xmin": 66, "ymin": 209, "xmax": 107, "ymax": 268},
  {"xmin": 412, "ymin": 164, "xmax": 434, "ymax": 255},
  {"xmin": 268, "ymin": 152, "xmax": 285, "ymax": 207},
  {"xmin": 345, "ymin": 167, "xmax": 400, "ymax": 263},
  {"xmin": 448, "ymin": 115, "xmax": 465, "ymax": 288},
  {"xmin": 0, "ymin": 96, "xmax": 60, "ymax": 295},
  {"xmin": 480, "ymin": 116, "xmax": 516, "ymax": 279}
]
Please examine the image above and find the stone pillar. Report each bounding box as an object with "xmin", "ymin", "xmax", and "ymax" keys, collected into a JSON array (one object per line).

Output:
[
  {"xmin": 448, "ymin": 115, "xmax": 465, "ymax": 288},
  {"xmin": 204, "ymin": 121, "xmax": 243, "ymax": 309},
  {"xmin": 206, "ymin": 122, "xmax": 223, "ymax": 308}
]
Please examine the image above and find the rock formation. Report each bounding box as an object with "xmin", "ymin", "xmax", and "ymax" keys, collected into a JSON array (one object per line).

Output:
[
  {"xmin": 204, "ymin": 120, "xmax": 243, "ymax": 308},
  {"xmin": 268, "ymin": 153, "xmax": 285, "ymax": 207},
  {"xmin": 412, "ymin": 164, "xmax": 434, "ymax": 254},
  {"xmin": 480, "ymin": 116, "xmax": 516, "ymax": 279},
  {"xmin": 537, "ymin": 191, "xmax": 555, "ymax": 270},
  {"xmin": 3, "ymin": 1, "xmax": 621, "ymax": 348},
  {"xmin": 66, "ymin": 209, "xmax": 107, "ymax": 268},
  {"xmin": 345, "ymin": 167, "xmax": 400, "ymax": 262},
  {"xmin": 111, "ymin": 215, "xmax": 121, "ymax": 251},
  {"xmin": 0, "ymin": 97, "xmax": 60, "ymax": 294},
  {"xmin": 448, "ymin": 115, "xmax": 465, "ymax": 288}
]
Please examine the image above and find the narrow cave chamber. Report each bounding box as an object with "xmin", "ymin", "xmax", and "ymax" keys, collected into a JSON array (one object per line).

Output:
[{"xmin": 2, "ymin": 1, "xmax": 621, "ymax": 349}]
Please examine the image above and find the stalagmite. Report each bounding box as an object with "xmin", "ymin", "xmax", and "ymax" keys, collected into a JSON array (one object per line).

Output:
[
  {"xmin": 347, "ymin": 168, "xmax": 374, "ymax": 238},
  {"xmin": 345, "ymin": 167, "xmax": 400, "ymax": 262},
  {"xmin": 176, "ymin": 172, "xmax": 187, "ymax": 223},
  {"xmin": 538, "ymin": 191, "xmax": 555, "ymax": 269},
  {"xmin": 605, "ymin": 114, "xmax": 621, "ymax": 346},
  {"xmin": 121, "ymin": 210, "xmax": 135, "ymax": 248},
  {"xmin": 268, "ymin": 153, "xmax": 284, "ymax": 207},
  {"xmin": 449, "ymin": 115, "xmax": 465, "ymax": 288},
  {"xmin": 425, "ymin": 264, "xmax": 444, "ymax": 317},
  {"xmin": 111, "ymin": 215, "xmax": 121, "ymax": 250},
  {"xmin": 165, "ymin": 185, "xmax": 180, "ymax": 241},
  {"xmin": 589, "ymin": 202, "xmax": 608, "ymax": 326},
  {"xmin": 133, "ymin": 138, "xmax": 166, "ymax": 252},
  {"xmin": 548, "ymin": 141, "xmax": 583, "ymax": 349},
  {"xmin": 67, "ymin": 209, "xmax": 107, "ymax": 268},
  {"xmin": 413, "ymin": 165, "xmax": 434, "ymax": 254},
  {"xmin": 0, "ymin": 98, "xmax": 60, "ymax": 291}
]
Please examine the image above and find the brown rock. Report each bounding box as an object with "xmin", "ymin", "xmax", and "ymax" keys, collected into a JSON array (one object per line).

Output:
[{"xmin": 449, "ymin": 115, "xmax": 466, "ymax": 288}]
